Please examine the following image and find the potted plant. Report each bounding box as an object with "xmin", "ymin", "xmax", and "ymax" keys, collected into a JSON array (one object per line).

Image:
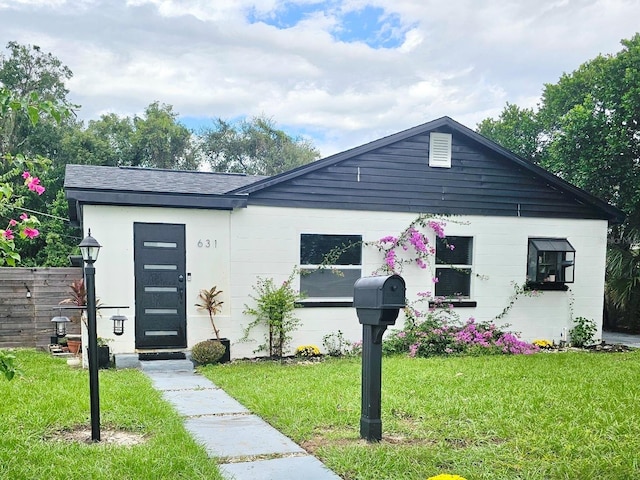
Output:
[
  {"xmin": 59, "ymin": 278, "xmax": 102, "ymax": 367},
  {"xmin": 59, "ymin": 278, "xmax": 86, "ymax": 356},
  {"xmin": 95, "ymin": 337, "xmax": 111, "ymax": 369},
  {"xmin": 195, "ymin": 286, "xmax": 230, "ymax": 363},
  {"xmin": 59, "ymin": 278, "xmax": 87, "ymax": 316}
]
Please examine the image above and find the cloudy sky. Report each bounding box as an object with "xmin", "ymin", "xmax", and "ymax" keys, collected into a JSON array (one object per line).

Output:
[{"xmin": 1, "ymin": 0, "xmax": 638, "ymax": 156}]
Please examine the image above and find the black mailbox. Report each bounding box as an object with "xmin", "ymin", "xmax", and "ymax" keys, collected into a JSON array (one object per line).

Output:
[
  {"xmin": 354, "ymin": 275, "xmax": 406, "ymax": 325},
  {"xmin": 354, "ymin": 274, "xmax": 406, "ymax": 442}
]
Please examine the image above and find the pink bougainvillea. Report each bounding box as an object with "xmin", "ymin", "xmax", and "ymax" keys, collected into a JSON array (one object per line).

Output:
[{"xmin": 22, "ymin": 171, "xmax": 45, "ymax": 196}]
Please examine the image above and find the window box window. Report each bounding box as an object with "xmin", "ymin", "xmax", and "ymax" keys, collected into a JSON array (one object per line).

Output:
[
  {"xmin": 435, "ymin": 236, "xmax": 473, "ymax": 298},
  {"xmin": 300, "ymin": 234, "xmax": 362, "ymax": 302},
  {"xmin": 526, "ymin": 238, "xmax": 575, "ymax": 288}
]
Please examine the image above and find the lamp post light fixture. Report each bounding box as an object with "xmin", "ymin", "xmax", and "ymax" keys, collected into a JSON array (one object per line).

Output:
[
  {"xmin": 51, "ymin": 313, "xmax": 71, "ymax": 338},
  {"xmin": 79, "ymin": 229, "xmax": 101, "ymax": 263},
  {"xmin": 79, "ymin": 229, "xmax": 102, "ymax": 442},
  {"xmin": 111, "ymin": 315, "xmax": 127, "ymax": 336}
]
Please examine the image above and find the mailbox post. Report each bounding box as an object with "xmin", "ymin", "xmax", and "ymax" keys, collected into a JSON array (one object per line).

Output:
[{"xmin": 353, "ymin": 274, "xmax": 406, "ymax": 442}]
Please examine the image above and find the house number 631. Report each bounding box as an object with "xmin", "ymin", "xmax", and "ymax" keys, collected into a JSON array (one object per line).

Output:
[{"xmin": 197, "ymin": 239, "xmax": 215, "ymax": 248}]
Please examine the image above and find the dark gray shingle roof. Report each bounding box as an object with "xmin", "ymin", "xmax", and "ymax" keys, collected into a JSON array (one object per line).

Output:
[{"xmin": 64, "ymin": 165, "xmax": 265, "ymax": 195}]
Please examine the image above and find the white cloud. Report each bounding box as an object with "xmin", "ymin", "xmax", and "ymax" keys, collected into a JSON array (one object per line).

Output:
[{"xmin": 1, "ymin": 0, "xmax": 638, "ymax": 156}]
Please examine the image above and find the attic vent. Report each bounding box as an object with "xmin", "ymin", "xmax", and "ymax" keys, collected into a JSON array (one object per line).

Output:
[{"xmin": 429, "ymin": 132, "xmax": 452, "ymax": 168}]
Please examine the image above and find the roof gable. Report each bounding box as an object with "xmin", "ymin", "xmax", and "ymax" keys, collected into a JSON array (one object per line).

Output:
[{"xmin": 232, "ymin": 116, "xmax": 625, "ymax": 224}]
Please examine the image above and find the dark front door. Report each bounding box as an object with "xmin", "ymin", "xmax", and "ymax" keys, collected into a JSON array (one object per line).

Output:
[{"xmin": 134, "ymin": 223, "xmax": 186, "ymax": 349}]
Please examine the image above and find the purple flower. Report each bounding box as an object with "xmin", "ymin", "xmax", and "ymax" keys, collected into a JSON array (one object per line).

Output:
[
  {"xmin": 385, "ymin": 249, "xmax": 397, "ymax": 271},
  {"xmin": 428, "ymin": 220, "xmax": 446, "ymax": 238}
]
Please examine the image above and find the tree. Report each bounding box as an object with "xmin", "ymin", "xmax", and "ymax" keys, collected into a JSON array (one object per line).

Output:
[
  {"xmin": 480, "ymin": 34, "xmax": 640, "ymax": 223},
  {"xmin": 1, "ymin": 87, "xmax": 54, "ymax": 266},
  {"xmin": 476, "ymin": 103, "xmax": 543, "ymax": 162},
  {"xmin": 0, "ymin": 41, "xmax": 73, "ymax": 155},
  {"xmin": 0, "ymin": 41, "xmax": 71, "ymax": 102},
  {"xmin": 200, "ymin": 115, "xmax": 320, "ymax": 175},
  {"xmin": 1, "ymin": 42, "xmax": 79, "ymax": 266},
  {"xmin": 59, "ymin": 103, "xmax": 198, "ymax": 171},
  {"xmin": 477, "ymin": 34, "xmax": 640, "ymax": 330},
  {"xmin": 0, "ymin": 86, "xmax": 70, "ymax": 380},
  {"xmin": 130, "ymin": 102, "xmax": 199, "ymax": 170}
]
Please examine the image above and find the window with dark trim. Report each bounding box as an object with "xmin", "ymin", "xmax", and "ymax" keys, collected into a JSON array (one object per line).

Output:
[
  {"xmin": 435, "ymin": 236, "xmax": 473, "ymax": 298},
  {"xmin": 300, "ymin": 234, "xmax": 362, "ymax": 300},
  {"xmin": 527, "ymin": 238, "xmax": 575, "ymax": 287}
]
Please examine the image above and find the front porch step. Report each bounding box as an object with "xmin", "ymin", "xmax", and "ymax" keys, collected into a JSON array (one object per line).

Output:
[
  {"xmin": 138, "ymin": 358, "xmax": 194, "ymax": 373},
  {"xmin": 113, "ymin": 352, "xmax": 193, "ymax": 370},
  {"xmin": 139, "ymin": 352, "xmax": 186, "ymax": 361}
]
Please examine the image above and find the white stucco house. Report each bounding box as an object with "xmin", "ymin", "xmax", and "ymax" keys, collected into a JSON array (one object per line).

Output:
[{"xmin": 64, "ymin": 117, "xmax": 624, "ymax": 360}]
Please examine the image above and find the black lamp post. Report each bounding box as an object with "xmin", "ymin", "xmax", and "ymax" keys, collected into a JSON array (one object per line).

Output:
[{"xmin": 79, "ymin": 229, "xmax": 102, "ymax": 442}]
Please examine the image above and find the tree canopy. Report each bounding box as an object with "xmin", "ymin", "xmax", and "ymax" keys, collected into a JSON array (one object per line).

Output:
[
  {"xmin": 0, "ymin": 41, "xmax": 322, "ymax": 266},
  {"xmin": 477, "ymin": 33, "xmax": 640, "ymax": 330},
  {"xmin": 200, "ymin": 115, "xmax": 320, "ymax": 176},
  {"xmin": 478, "ymin": 34, "xmax": 640, "ymax": 227}
]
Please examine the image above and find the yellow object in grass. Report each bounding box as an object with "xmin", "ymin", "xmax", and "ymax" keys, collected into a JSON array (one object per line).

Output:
[
  {"xmin": 295, "ymin": 345, "xmax": 321, "ymax": 357},
  {"xmin": 427, "ymin": 475, "xmax": 467, "ymax": 480},
  {"xmin": 533, "ymin": 339, "xmax": 553, "ymax": 349}
]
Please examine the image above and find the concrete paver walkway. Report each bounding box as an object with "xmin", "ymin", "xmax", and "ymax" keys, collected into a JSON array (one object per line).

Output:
[{"xmin": 140, "ymin": 359, "xmax": 341, "ymax": 480}]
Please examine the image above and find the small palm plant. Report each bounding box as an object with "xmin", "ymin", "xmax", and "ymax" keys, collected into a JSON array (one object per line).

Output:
[
  {"xmin": 59, "ymin": 278, "xmax": 102, "ymax": 326},
  {"xmin": 60, "ymin": 278, "xmax": 86, "ymax": 309},
  {"xmin": 59, "ymin": 278, "xmax": 87, "ymax": 325},
  {"xmin": 195, "ymin": 286, "xmax": 224, "ymax": 341}
]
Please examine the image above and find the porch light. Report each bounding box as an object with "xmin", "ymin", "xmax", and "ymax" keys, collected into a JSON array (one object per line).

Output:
[
  {"xmin": 110, "ymin": 315, "xmax": 127, "ymax": 336},
  {"xmin": 51, "ymin": 313, "xmax": 71, "ymax": 337},
  {"xmin": 79, "ymin": 229, "xmax": 102, "ymax": 264}
]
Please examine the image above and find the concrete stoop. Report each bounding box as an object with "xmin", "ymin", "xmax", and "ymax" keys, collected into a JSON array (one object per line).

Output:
[{"xmin": 142, "ymin": 361, "xmax": 341, "ymax": 480}]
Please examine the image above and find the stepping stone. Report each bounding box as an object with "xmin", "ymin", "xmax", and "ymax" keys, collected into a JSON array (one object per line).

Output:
[
  {"xmin": 184, "ymin": 414, "xmax": 304, "ymax": 458},
  {"xmin": 146, "ymin": 371, "xmax": 216, "ymax": 391},
  {"xmin": 220, "ymin": 455, "xmax": 342, "ymax": 480},
  {"xmin": 163, "ymin": 389, "xmax": 249, "ymax": 416}
]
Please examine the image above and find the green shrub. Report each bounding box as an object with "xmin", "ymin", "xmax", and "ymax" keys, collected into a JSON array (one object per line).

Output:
[
  {"xmin": 570, "ymin": 316, "xmax": 597, "ymax": 347},
  {"xmin": 242, "ymin": 269, "xmax": 303, "ymax": 358},
  {"xmin": 322, "ymin": 330, "xmax": 349, "ymax": 356},
  {"xmin": 191, "ymin": 340, "xmax": 226, "ymax": 365}
]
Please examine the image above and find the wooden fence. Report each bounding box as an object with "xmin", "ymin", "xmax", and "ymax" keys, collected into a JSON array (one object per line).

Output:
[{"xmin": 0, "ymin": 267, "xmax": 83, "ymax": 349}]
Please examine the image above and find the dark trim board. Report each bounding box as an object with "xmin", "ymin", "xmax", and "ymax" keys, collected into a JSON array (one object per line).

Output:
[
  {"xmin": 296, "ymin": 301, "xmax": 354, "ymax": 308},
  {"xmin": 65, "ymin": 189, "xmax": 248, "ymax": 223},
  {"xmin": 429, "ymin": 301, "xmax": 478, "ymax": 308}
]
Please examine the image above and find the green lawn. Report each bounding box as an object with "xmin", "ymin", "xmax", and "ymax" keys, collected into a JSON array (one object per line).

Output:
[
  {"xmin": 4, "ymin": 349, "xmax": 640, "ymax": 480},
  {"xmin": 0, "ymin": 350, "xmax": 223, "ymax": 480},
  {"xmin": 200, "ymin": 352, "xmax": 640, "ymax": 480}
]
